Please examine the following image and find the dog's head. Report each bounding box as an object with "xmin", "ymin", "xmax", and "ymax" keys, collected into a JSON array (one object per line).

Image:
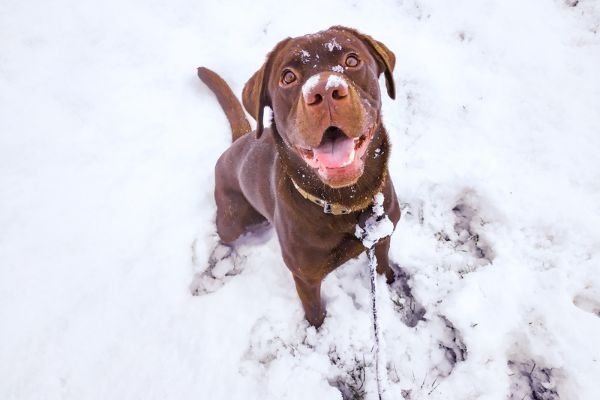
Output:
[{"xmin": 243, "ymin": 26, "xmax": 395, "ymax": 188}]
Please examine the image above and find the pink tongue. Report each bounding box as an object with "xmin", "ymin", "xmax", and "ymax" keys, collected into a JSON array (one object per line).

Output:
[{"xmin": 313, "ymin": 137, "xmax": 355, "ymax": 168}]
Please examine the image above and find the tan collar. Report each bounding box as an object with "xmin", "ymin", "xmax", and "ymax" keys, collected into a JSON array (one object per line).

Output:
[{"xmin": 290, "ymin": 178, "xmax": 356, "ymax": 215}]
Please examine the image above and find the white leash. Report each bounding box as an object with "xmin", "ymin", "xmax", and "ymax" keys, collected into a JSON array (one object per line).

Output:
[
  {"xmin": 367, "ymin": 246, "xmax": 384, "ymax": 400},
  {"xmin": 355, "ymin": 193, "xmax": 394, "ymax": 400}
]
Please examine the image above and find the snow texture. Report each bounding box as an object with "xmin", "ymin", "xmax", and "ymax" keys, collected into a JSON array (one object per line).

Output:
[
  {"xmin": 300, "ymin": 50, "xmax": 311, "ymax": 64},
  {"xmin": 2, "ymin": 0, "xmax": 600, "ymax": 399},
  {"xmin": 325, "ymin": 37, "xmax": 343, "ymax": 52},
  {"xmin": 325, "ymin": 74, "xmax": 349, "ymax": 91},
  {"xmin": 302, "ymin": 73, "xmax": 321, "ymax": 97},
  {"xmin": 355, "ymin": 193, "xmax": 394, "ymax": 249}
]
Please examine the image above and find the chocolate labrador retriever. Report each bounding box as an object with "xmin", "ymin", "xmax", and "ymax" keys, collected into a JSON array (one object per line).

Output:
[{"xmin": 197, "ymin": 26, "xmax": 400, "ymax": 327}]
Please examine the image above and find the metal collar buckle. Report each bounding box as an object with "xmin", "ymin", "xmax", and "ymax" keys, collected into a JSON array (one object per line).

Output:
[{"xmin": 290, "ymin": 179, "xmax": 353, "ymax": 215}]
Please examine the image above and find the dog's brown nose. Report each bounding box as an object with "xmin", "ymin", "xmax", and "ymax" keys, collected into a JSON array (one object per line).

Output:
[{"xmin": 303, "ymin": 74, "xmax": 349, "ymax": 106}]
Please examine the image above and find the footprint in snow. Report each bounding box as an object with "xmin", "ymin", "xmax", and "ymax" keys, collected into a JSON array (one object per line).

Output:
[
  {"xmin": 506, "ymin": 334, "xmax": 562, "ymax": 400},
  {"xmin": 448, "ymin": 195, "xmax": 494, "ymax": 265},
  {"xmin": 507, "ymin": 359, "xmax": 561, "ymax": 400},
  {"xmin": 389, "ymin": 264, "xmax": 427, "ymax": 327},
  {"xmin": 573, "ymin": 293, "xmax": 600, "ymax": 318}
]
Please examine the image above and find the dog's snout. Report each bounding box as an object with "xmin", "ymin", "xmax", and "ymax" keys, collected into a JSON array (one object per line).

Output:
[{"xmin": 303, "ymin": 74, "xmax": 349, "ymax": 106}]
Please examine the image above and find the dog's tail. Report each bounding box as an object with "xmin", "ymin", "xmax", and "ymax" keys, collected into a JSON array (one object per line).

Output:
[{"xmin": 197, "ymin": 67, "xmax": 252, "ymax": 142}]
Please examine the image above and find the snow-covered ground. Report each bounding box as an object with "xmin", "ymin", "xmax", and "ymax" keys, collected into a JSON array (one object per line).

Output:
[{"xmin": 1, "ymin": 0, "xmax": 599, "ymax": 399}]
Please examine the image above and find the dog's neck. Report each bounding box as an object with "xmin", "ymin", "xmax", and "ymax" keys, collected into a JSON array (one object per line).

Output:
[{"xmin": 271, "ymin": 123, "xmax": 391, "ymax": 212}]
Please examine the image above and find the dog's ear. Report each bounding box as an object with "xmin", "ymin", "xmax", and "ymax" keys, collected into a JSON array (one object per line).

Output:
[
  {"xmin": 242, "ymin": 38, "xmax": 291, "ymax": 138},
  {"xmin": 363, "ymin": 36, "xmax": 396, "ymax": 100},
  {"xmin": 331, "ymin": 26, "xmax": 396, "ymax": 100},
  {"xmin": 242, "ymin": 66, "xmax": 268, "ymax": 138}
]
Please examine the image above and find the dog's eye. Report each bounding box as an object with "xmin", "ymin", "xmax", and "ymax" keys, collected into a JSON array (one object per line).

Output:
[
  {"xmin": 345, "ymin": 54, "xmax": 360, "ymax": 68},
  {"xmin": 281, "ymin": 70, "xmax": 297, "ymax": 85}
]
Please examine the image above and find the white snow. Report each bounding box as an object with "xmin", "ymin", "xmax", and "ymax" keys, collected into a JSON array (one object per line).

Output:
[
  {"xmin": 302, "ymin": 73, "xmax": 321, "ymax": 98},
  {"xmin": 325, "ymin": 37, "xmax": 343, "ymax": 52},
  {"xmin": 2, "ymin": 0, "xmax": 600, "ymax": 399},
  {"xmin": 355, "ymin": 193, "xmax": 394, "ymax": 249},
  {"xmin": 325, "ymin": 74, "xmax": 349, "ymax": 91},
  {"xmin": 300, "ymin": 49, "xmax": 311, "ymax": 64}
]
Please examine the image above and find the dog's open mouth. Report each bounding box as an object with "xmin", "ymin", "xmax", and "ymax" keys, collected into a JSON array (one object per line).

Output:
[{"xmin": 296, "ymin": 126, "xmax": 373, "ymax": 186}]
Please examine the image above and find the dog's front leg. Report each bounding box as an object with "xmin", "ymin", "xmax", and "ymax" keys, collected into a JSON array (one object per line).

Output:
[{"xmin": 292, "ymin": 274, "xmax": 325, "ymax": 327}]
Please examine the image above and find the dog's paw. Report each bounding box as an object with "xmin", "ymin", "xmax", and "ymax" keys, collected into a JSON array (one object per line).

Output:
[
  {"xmin": 389, "ymin": 266, "xmax": 426, "ymax": 327},
  {"xmin": 189, "ymin": 241, "xmax": 244, "ymax": 296}
]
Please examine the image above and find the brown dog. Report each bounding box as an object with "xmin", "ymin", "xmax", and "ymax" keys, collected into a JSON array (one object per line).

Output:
[{"xmin": 197, "ymin": 26, "xmax": 400, "ymax": 327}]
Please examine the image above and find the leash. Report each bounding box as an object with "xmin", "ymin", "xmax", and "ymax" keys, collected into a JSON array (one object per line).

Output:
[
  {"xmin": 367, "ymin": 246, "xmax": 383, "ymax": 400},
  {"xmin": 355, "ymin": 193, "xmax": 394, "ymax": 400}
]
